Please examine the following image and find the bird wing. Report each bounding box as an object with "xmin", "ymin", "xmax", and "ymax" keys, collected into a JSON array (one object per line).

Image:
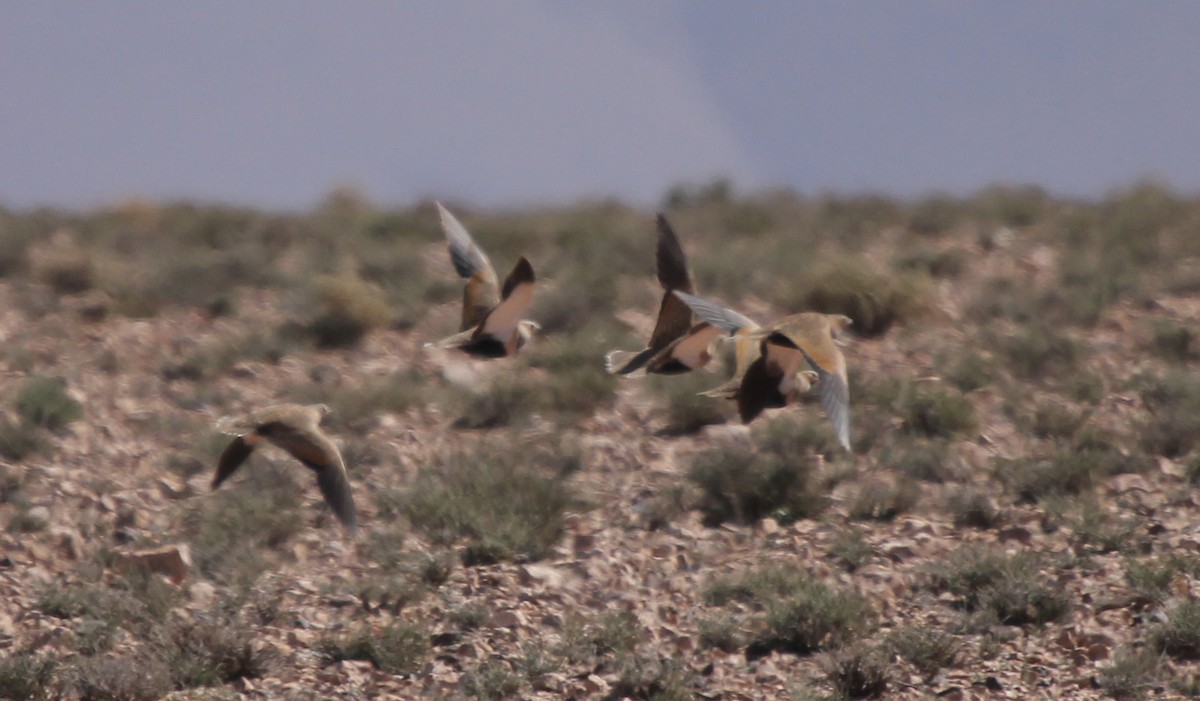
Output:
[
  {"xmin": 266, "ymin": 426, "xmax": 359, "ymax": 533},
  {"xmin": 671, "ymin": 291, "xmax": 757, "ymax": 336},
  {"xmin": 771, "ymin": 318, "xmax": 851, "ymax": 450},
  {"xmin": 646, "ymin": 292, "xmax": 695, "ymax": 356},
  {"xmin": 437, "ymin": 202, "xmax": 500, "ymax": 330},
  {"xmin": 659, "ymin": 322, "xmax": 723, "ymax": 370},
  {"xmin": 655, "ymin": 214, "xmax": 693, "ymax": 292},
  {"xmin": 480, "ymin": 256, "xmax": 536, "ymax": 342},
  {"xmin": 212, "ymin": 435, "xmax": 256, "ymax": 489}
]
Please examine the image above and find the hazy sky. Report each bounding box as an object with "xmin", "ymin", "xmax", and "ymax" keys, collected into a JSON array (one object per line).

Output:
[{"xmin": 3, "ymin": 2, "xmax": 1199, "ymax": 210}]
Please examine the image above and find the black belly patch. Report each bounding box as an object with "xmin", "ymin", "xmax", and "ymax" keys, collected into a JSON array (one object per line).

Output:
[
  {"xmin": 462, "ymin": 336, "xmax": 507, "ymax": 358},
  {"xmin": 651, "ymin": 359, "xmax": 692, "ymax": 375}
]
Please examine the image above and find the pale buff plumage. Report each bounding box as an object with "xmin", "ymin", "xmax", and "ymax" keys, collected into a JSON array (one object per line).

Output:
[
  {"xmin": 674, "ymin": 291, "xmax": 853, "ymax": 449},
  {"xmin": 428, "ymin": 202, "xmax": 539, "ymax": 358},
  {"xmin": 213, "ymin": 403, "xmax": 358, "ymax": 535}
]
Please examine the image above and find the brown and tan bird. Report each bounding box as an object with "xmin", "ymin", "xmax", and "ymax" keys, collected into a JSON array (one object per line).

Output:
[
  {"xmin": 605, "ymin": 214, "xmax": 709, "ymax": 376},
  {"xmin": 212, "ymin": 403, "xmax": 359, "ymax": 536},
  {"xmin": 674, "ymin": 291, "xmax": 852, "ymax": 450},
  {"xmin": 428, "ymin": 202, "xmax": 539, "ymax": 358}
]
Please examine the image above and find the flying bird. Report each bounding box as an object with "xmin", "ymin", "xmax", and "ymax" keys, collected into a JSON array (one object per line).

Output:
[
  {"xmin": 212, "ymin": 403, "xmax": 359, "ymax": 535},
  {"xmin": 605, "ymin": 214, "xmax": 707, "ymax": 376},
  {"xmin": 428, "ymin": 202, "xmax": 539, "ymax": 358},
  {"xmin": 674, "ymin": 291, "xmax": 853, "ymax": 450}
]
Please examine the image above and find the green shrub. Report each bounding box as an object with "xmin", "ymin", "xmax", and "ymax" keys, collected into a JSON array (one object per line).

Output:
[
  {"xmin": 894, "ymin": 247, "xmax": 967, "ymax": 278},
  {"xmin": 944, "ymin": 487, "xmax": 1001, "ymax": 529},
  {"xmin": 1151, "ymin": 600, "xmax": 1200, "ymax": 660},
  {"xmin": 886, "ymin": 626, "xmax": 958, "ymax": 677},
  {"xmin": 896, "ymin": 384, "xmax": 977, "ymax": 438},
  {"xmin": 997, "ymin": 443, "xmax": 1131, "ymax": 503},
  {"xmin": 1150, "ymin": 321, "xmax": 1195, "ymax": 363},
  {"xmin": 0, "ymin": 651, "xmax": 57, "ymax": 701},
  {"xmin": 1098, "ymin": 650, "xmax": 1160, "ymax": 700},
  {"xmin": 821, "ymin": 644, "xmax": 890, "ymax": 699},
  {"xmin": 31, "ymin": 240, "xmax": 95, "ymax": 294},
  {"xmin": 847, "ymin": 479, "xmax": 920, "ymax": 521},
  {"xmin": 945, "ymin": 351, "xmax": 993, "ymax": 392},
  {"xmin": 697, "ymin": 613, "xmax": 745, "ymax": 653},
  {"xmin": 16, "ymin": 376, "xmax": 83, "ymax": 430},
  {"xmin": 67, "ymin": 654, "xmax": 172, "ymax": 701},
  {"xmin": 828, "ymin": 529, "xmax": 875, "ymax": 572},
  {"xmin": 788, "ymin": 258, "xmax": 927, "ymax": 337},
  {"xmin": 975, "ymin": 185, "xmax": 1049, "ymax": 228},
  {"xmin": 884, "ymin": 439, "xmax": 958, "ymax": 483},
  {"xmin": 402, "ymin": 442, "xmax": 572, "ymax": 563},
  {"xmin": 0, "ymin": 418, "xmax": 43, "ymax": 460},
  {"xmin": 997, "ymin": 327, "xmax": 1082, "ymax": 380},
  {"xmin": 307, "ymin": 271, "xmax": 393, "ymax": 348},
  {"xmin": 688, "ymin": 444, "xmax": 824, "ymax": 527},
  {"xmin": 908, "ymin": 194, "xmax": 965, "ymax": 236},
  {"xmin": 754, "ymin": 579, "xmax": 874, "ymax": 656},
  {"xmin": 649, "ymin": 373, "xmax": 731, "ymax": 435},
  {"xmin": 162, "ymin": 618, "xmax": 268, "ymax": 689},
  {"xmin": 1134, "ymin": 371, "xmax": 1200, "ymax": 458},
  {"xmin": 560, "ymin": 611, "xmax": 641, "ymax": 665},
  {"xmin": 460, "ymin": 661, "xmax": 524, "ymax": 700},
  {"xmin": 320, "ymin": 622, "xmax": 429, "ymax": 674},
  {"xmin": 182, "ymin": 462, "xmax": 306, "ymax": 584},
  {"xmin": 927, "ymin": 546, "xmax": 1070, "ymax": 625}
]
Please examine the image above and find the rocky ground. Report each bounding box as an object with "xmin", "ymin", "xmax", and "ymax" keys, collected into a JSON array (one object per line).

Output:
[{"xmin": 2, "ymin": 191, "xmax": 1200, "ymax": 700}]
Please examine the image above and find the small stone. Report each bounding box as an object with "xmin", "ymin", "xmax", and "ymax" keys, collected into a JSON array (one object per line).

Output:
[
  {"xmin": 190, "ymin": 581, "xmax": 217, "ymax": 606},
  {"xmin": 25, "ymin": 506, "xmax": 51, "ymax": 530},
  {"xmin": 492, "ymin": 610, "xmax": 527, "ymax": 628},
  {"xmin": 998, "ymin": 526, "xmax": 1033, "ymax": 545},
  {"xmin": 518, "ymin": 564, "xmax": 564, "ymax": 588},
  {"xmin": 113, "ymin": 543, "xmax": 191, "ymax": 584}
]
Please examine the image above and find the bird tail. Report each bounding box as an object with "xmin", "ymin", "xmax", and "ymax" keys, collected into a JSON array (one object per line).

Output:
[
  {"xmin": 699, "ymin": 380, "xmax": 739, "ymax": 399},
  {"xmin": 604, "ymin": 348, "xmax": 653, "ymax": 377}
]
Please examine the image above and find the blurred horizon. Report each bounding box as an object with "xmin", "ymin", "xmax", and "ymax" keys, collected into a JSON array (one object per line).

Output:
[{"xmin": 4, "ymin": 2, "xmax": 1200, "ymax": 211}]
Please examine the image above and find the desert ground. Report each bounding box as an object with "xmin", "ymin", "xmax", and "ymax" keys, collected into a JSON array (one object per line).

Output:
[{"xmin": 2, "ymin": 183, "xmax": 1200, "ymax": 699}]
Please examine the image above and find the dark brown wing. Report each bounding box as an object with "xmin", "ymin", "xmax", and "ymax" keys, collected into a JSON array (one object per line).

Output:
[
  {"xmin": 655, "ymin": 214, "xmax": 693, "ymax": 292},
  {"xmin": 643, "ymin": 215, "xmax": 696, "ymax": 355},
  {"xmin": 265, "ymin": 427, "xmax": 359, "ymax": 534},
  {"xmin": 499, "ymin": 256, "xmax": 535, "ymax": 300},
  {"xmin": 212, "ymin": 435, "xmax": 255, "ymax": 489},
  {"xmin": 645, "ymin": 292, "xmax": 695, "ymax": 356}
]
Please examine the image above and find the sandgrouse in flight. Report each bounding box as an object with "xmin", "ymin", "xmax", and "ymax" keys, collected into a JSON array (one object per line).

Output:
[
  {"xmin": 674, "ymin": 291, "xmax": 852, "ymax": 450},
  {"xmin": 212, "ymin": 403, "xmax": 359, "ymax": 535},
  {"xmin": 427, "ymin": 202, "xmax": 539, "ymax": 358}
]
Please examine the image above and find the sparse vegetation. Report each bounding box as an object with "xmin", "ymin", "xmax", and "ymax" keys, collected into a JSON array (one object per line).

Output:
[
  {"xmin": 319, "ymin": 622, "xmax": 429, "ymax": 674},
  {"xmin": 896, "ymin": 383, "xmax": 978, "ymax": 438},
  {"xmin": 68, "ymin": 654, "xmax": 172, "ymax": 701},
  {"xmin": 1151, "ymin": 600, "xmax": 1200, "ymax": 661},
  {"xmin": 0, "ymin": 651, "xmax": 56, "ymax": 701},
  {"xmin": 307, "ymin": 270, "xmax": 393, "ymax": 348},
  {"xmin": 886, "ymin": 626, "xmax": 958, "ymax": 677},
  {"xmin": 821, "ymin": 644, "xmax": 890, "ymax": 699},
  {"xmin": 181, "ymin": 462, "xmax": 306, "ymax": 584},
  {"xmin": 16, "ymin": 375, "xmax": 83, "ymax": 430},
  {"xmin": 3, "ymin": 187, "xmax": 1200, "ymax": 698},
  {"xmin": 926, "ymin": 546, "xmax": 1070, "ymax": 625},
  {"xmin": 402, "ymin": 441, "xmax": 573, "ymax": 563},
  {"xmin": 162, "ymin": 618, "xmax": 269, "ymax": 689},
  {"xmin": 787, "ymin": 257, "xmax": 927, "ymax": 337},
  {"xmin": 688, "ymin": 419, "xmax": 827, "ymax": 526},
  {"xmin": 1098, "ymin": 650, "xmax": 1161, "ymax": 700}
]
